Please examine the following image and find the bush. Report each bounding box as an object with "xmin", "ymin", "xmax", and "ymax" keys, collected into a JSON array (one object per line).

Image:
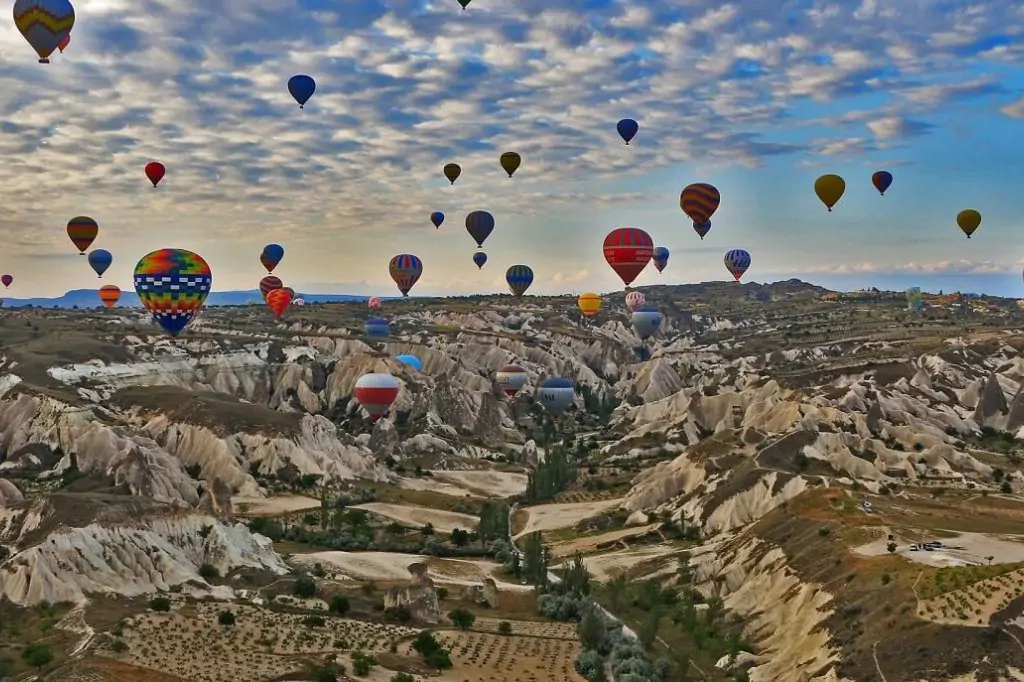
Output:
[
  {"xmin": 329, "ymin": 594, "xmax": 350, "ymax": 614},
  {"xmin": 392, "ymin": 674, "xmax": 415, "ymax": 682},
  {"xmin": 149, "ymin": 596, "xmax": 171, "ymax": 612},
  {"xmin": 293, "ymin": 576, "xmax": 317, "ymax": 598},
  {"xmin": 199, "ymin": 563, "xmax": 219, "ymax": 580},
  {"xmin": 575, "ymin": 650, "xmax": 605, "ymax": 681},
  {"xmin": 448, "ymin": 608, "xmax": 476, "ymax": 629},
  {"xmin": 498, "ymin": 620, "xmax": 512, "ymax": 635},
  {"xmin": 217, "ymin": 610, "xmax": 235, "ymax": 626},
  {"xmin": 23, "ymin": 643, "xmax": 53, "ymax": 670},
  {"xmin": 352, "ymin": 650, "xmax": 377, "ymax": 676}
]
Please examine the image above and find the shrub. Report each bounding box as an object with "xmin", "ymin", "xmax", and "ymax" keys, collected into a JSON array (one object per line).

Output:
[
  {"xmin": 149, "ymin": 596, "xmax": 171, "ymax": 612},
  {"xmin": 329, "ymin": 594, "xmax": 350, "ymax": 614},
  {"xmin": 217, "ymin": 610, "xmax": 235, "ymax": 626},
  {"xmin": 293, "ymin": 576, "xmax": 317, "ymax": 598}
]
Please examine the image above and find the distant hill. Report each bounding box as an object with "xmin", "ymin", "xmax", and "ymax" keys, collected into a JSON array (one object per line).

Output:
[{"xmin": 0, "ymin": 289, "xmax": 373, "ymax": 309}]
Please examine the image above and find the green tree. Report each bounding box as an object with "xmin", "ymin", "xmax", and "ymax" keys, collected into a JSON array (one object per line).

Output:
[
  {"xmin": 391, "ymin": 674, "xmax": 415, "ymax": 682},
  {"xmin": 448, "ymin": 608, "xmax": 476, "ymax": 630},
  {"xmin": 293, "ymin": 576, "xmax": 317, "ymax": 598},
  {"xmin": 450, "ymin": 528, "xmax": 469, "ymax": 547},
  {"xmin": 217, "ymin": 610, "xmax": 236, "ymax": 626},
  {"xmin": 352, "ymin": 651, "xmax": 377, "ymax": 676},
  {"xmin": 149, "ymin": 596, "xmax": 172, "ymax": 612},
  {"xmin": 329, "ymin": 594, "xmax": 350, "ymax": 615},
  {"xmin": 498, "ymin": 620, "xmax": 512, "ymax": 635},
  {"xmin": 22, "ymin": 643, "xmax": 53, "ymax": 671},
  {"xmin": 577, "ymin": 607, "xmax": 605, "ymax": 651}
]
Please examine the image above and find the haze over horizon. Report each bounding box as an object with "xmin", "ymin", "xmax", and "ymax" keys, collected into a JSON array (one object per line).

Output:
[{"xmin": 2, "ymin": 0, "xmax": 1024, "ymax": 300}]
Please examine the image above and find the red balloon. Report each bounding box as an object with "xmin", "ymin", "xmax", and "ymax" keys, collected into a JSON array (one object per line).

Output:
[
  {"xmin": 603, "ymin": 228, "xmax": 653, "ymax": 286},
  {"xmin": 266, "ymin": 288, "xmax": 293, "ymax": 319},
  {"xmin": 259, "ymin": 275, "xmax": 282, "ymax": 300},
  {"xmin": 1, "ymin": 274, "xmax": 12, "ymax": 288},
  {"xmin": 353, "ymin": 373, "xmax": 401, "ymax": 422},
  {"xmin": 145, "ymin": 161, "xmax": 165, "ymax": 187},
  {"xmin": 58, "ymin": 34, "xmax": 70, "ymax": 53}
]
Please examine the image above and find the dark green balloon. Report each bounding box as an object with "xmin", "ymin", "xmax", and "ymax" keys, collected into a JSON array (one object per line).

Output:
[{"xmin": 457, "ymin": 0, "xmax": 471, "ymax": 7}]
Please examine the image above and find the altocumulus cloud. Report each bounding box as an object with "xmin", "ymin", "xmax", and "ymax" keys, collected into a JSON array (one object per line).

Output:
[{"xmin": 0, "ymin": 0, "xmax": 1021, "ymax": 293}]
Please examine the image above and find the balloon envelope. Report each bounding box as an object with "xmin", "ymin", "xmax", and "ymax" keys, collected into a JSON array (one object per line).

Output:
[
  {"xmin": 430, "ymin": 211, "xmax": 444, "ymax": 229},
  {"xmin": 693, "ymin": 220, "xmax": 711, "ymax": 240},
  {"xmin": 578, "ymin": 293, "xmax": 602, "ymax": 317},
  {"xmin": 499, "ymin": 152, "xmax": 521, "ymax": 177},
  {"xmin": 389, "ymin": 254, "xmax": 423, "ymax": 296},
  {"xmin": 443, "ymin": 163, "xmax": 461, "ymax": 184},
  {"xmin": 57, "ymin": 32, "xmax": 69, "ymax": 52},
  {"xmin": 616, "ymin": 118, "xmax": 638, "ymax": 144},
  {"xmin": 473, "ymin": 251, "xmax": 487, "ymax": 269},
  {"xmin": 872, "ymin": 170, "xmax": 893, "ymax": 196},
  {"xmin": 957, "ymin": 209, "xmax": 981, "ymax": 237},
  {"xmin": 724, "ymin": 249, "xmax": 751, "ymax": 281},
  {"xmin": 465, "ymin": 211, "xmax": 495, "ymax": 248},
  {"xmin": 133, "ymin": 248, "xmax": 212, "ymax": 337},
  {"xmin": 632, "ymin": 306, "xmax": 662, "ymax": 340},
  {"xmin": 266, "ymin": 288, "xmax": 292, "ymax": 318},
  {"xmin": 98, "ymin": 284, "xmax": 120, "ymax": 308},
  {"xmin": 814, "ymin": 174, "xmax": 846, "ymax": 211},
  {"xmin": 538, "ymin": 377, "xmax": 575, "ymax": 415},
  {"xmin": 395, "ymin": 354, "xmax": 423, "ymax": 372},
  {"xmin": 145, "ymin": 161, "xmax": 165, "ymax": 187},
  {"xmin": 259, "ymin": 275, "xmax": 283, "ymax": 300},
  {"xmin": 506, "ymin": 265, "xmax": 534, "ymax": 297},
  {"xmin": 13, "ymin": 0, "xmax": 74, "ymax": 63},
  {"xmin": 496, "ymin": 364, "xmax": 528, "ymax": 398},
  {"xmin": 603, "ymin": 228, "xmax": 653, "ymax": 286},
  {"xmin": 0, "ymin": 274, "xmax": 11, "ymax": 288},
  {"xmin": 368, "ymin": 296, "xmax": 382, "ymax": 309},
  {"xmin": 88, "ymin": 249, "xmax": 112, "ymax": 277},
  {"xmin": 67, "ymin": 216, "xmax": 98, "ymax": 254},
  {"xmin": 365, "ymin": 317, "xmax": 390, "ymax": 337},
  {"xmin": 652, "ymin": 246, "xmax": 669, "ymax": 273},
  {"xmin": 625, "ymin": 291, "xmax": 645, "ymax": 312},
  {"xmin": 680, "ymin": 183, "xmax": 721, "ymax": 224},
  {"xmin": 288, "ymin": 74, "xmax": 316, "ymax": 107},
  {"xmin": 261, "ymin": 243, "xmax": 284, "ymax": 272},
  {"xmin": 353, "ymin": 372, "xmax": 401, "ymax": 422}
]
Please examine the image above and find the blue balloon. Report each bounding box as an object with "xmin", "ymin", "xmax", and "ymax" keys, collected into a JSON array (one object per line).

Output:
[
  {"xmin": 506, "ymin": 265, "xmax": 533, "ymax": 297},
  {"xmin": 261, "ymin": 243, "xmax": 284, "ymax": 272},
  {"xmin": 288, "ymin": 75, "xmax": 316, "ymax": 108},
  {"xmin": 88, "ymin": 249, "xmax": 112, "ymax": 278},
  {"xmin": 365, "ymin": 317, "xmax": 390, "ymax": 338},
  {"xmin": 652, "ymin": 246, "xmax": 669, "ymax": 274},
  {"xmin": 473, "ymin": 251, "xmax": 487, "ymax": 269},
  {"xmin": 396, "ymin": 354, "xmax": 423, "ymax": 372},
  {"xmin": 616, "ymin": 118, "xmax": 639, "ymax": 144},
  {"xmin": 538, "ymin": 377, "xmax": 575, "ymax": 414},
  {"xmin": 430, "ymin": 212, "xmax": 444, "ymax": 229}
]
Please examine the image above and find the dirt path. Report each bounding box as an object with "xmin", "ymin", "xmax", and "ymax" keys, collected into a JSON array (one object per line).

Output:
[{"xmin": 872, "ymin": 641, "xmax": 888, "ymax": 682}]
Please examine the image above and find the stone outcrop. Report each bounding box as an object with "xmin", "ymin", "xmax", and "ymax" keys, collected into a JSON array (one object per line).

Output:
[{"xmin": 383, "ymin": 562, "xmax": 441, "ymax": 623}]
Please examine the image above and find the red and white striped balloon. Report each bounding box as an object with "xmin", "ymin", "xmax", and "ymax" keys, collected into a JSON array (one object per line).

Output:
[
  {"xmin": 353, "ymin": 372, "xmax": 400, "ymax": 422},
  {"xmin": 368, "ymin": 296, "xmax": 382, "ymax": 309},
  {"xmin": 625, "ymin": 290, "xmax": 645, "ymax": 312},
  {"xmin": 496, "ymin": 364, "xmax": 528, "ymax": 398}
]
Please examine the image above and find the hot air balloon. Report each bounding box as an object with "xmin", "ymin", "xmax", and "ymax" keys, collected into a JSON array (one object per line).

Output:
[
  {"xmin": 457, "ymin": 0, "xmax": 471, "ymax": 8},
  {"xmin": 259, "ymin": 275, "xmax": 282, "ymax": 300},
  {"xmin": 266, "ymin": 288, "xmax": 292, "ymax": 319},
  {"xmin": 617, "ymin": 118, "xmax": 638, "ymax": 145},
  {"xmin": 133, "ymin": 248, "xmax": 212, "ymax": 337},
  {"xmin": 145, "ymin": 161, "xmax": 165, "ymax": 188},
  {"xmin": 632, "ymin": 306, "xmax": 661, "ymax": 340},
  {"xmin": 506, "ymin": 265, "xmax": 533, "ymax": 297},
  {"xmin": 293, "ymin": 298, "xmax": 305, "ymax": 306},
  {"xmin": 652, "ymin": 246, "xmax": 669, "ymax": 274},
  {"xmin": 389, "ymin": 254, "xmax": 423, "ymax": 297},
  {"xmin": 693, "ymin": 220, "xmax": 711, "ymax": 240},
  {"xmin": 88, "ymin": 249, "xmax": 112, "ymax": 277},
  {"xmin": 814, "ymin": 174, "xmax": 845, "ymax": 211},
  {"xmin": 368, "ymin": 296, "xmax": 382, "ymax": 309},
  {"xmin": 281, "ymin": 286, "xmax": 294, "ymax": 300},
  {"xmin": 500, "ymin": 152, "xmax": 521, "ymax": 178},
  {"xmin": 680, "ymin": 183, "xmax": 721, "ymax": 225},
  {"xmin": 57, "ymin": 32, "xmax": 69, "ymax": 52},
  {"xmin": 365, "ymin": 317, "xmax": 390, "ymax": 338},
  {"xmin": 261, "ymin": 243, "xmax": 284, "ymax": 273},
  {"xmin": 625, "ymin": 290, "xmax": 645, "ymax": 313},
  {"xmin": 13, "ymin": 0, "xmax": 74, "ymax": 64},
  {"xmin": 353, "ymin": 372, "xmax": 401, "ymax": 423},
  {"xmin": 288, "ymin": 74, "xmax": 316, "ymax": 108},
  {"xmin": 466, "ymin": 211, "xmax": 495, "ymax": 248},
  {"xmin": 957, "ymin": 210, "xmax": 981, "ymax": 238},
  {"xmin": 538, "ymin": 377, "xmax": 575, "ymax": 415},
  {"xmin": 430, "ymin": 211, "xmax": 444, "ymax": 229},
  {"xmin": 496, "ymin": 364, "xmax": 528, "ymax": 398},
  {"xmin": 473, "ymin": 252, "xmax": 487, "ymax": 269},
  {"xmin": 1, "ymin": 275, "xmax": 12, "ymax": 288},
  {"xmin": 98, "ymin": 284, "xmax": 120, "ymax": 308},
  {"xmin": 603, "ymin": 228, "xmax": 653, "ymax": 287},
  {"xmin": 578, "ymin": 293, "xmax": 602, "ymax": 317},
  {"xmin": 724, "ymin": 249, "xmax": 751, "ymax": 282},
  {"xmin": 443, "ymin": 163, "xmax": 461, "ymax": 184},
  {"xmin": 67, "ymin": 216, "xmax": 98, "ymax": 255},
  {"xmin": 396, "ymin": 354, "xmax": 423, "ymax": 372},
  {"xmin": 872, "ymin": 171, "xmax": 893, "ymax": 196}
]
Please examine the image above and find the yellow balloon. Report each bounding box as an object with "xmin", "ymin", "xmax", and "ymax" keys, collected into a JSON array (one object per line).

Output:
[
  {"xmin": 956, "ymin": 209, "xmax": 981, "ymax": 238},
  {"xmin": 577, "ymin": 292, "xmax": 602, "ymax": 317},
  {"xmin": 814, "ymin": 174, "xmax": 846, "ymax": 212}
]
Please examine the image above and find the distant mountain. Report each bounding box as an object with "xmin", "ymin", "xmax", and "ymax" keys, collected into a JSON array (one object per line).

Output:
[{"xmin": 0, "ymin": 289, "xmax": 373, "ymax": 308}]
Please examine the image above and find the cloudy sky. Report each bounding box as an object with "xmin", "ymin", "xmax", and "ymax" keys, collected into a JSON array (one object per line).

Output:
[{"xmin": 3, "ymin": 0, "xmax": 1024, "ymax": 298}]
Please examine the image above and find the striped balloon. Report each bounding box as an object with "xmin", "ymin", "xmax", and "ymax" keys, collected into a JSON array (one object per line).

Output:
[
  {"xmin": 353, "ymin": 372, "xmax": 401, "ymax": 422},
  {"xmin": 465, "ymin": 211, "xmax": 495, "ymax": 248},
  {"xmin": 496, "ymin": 364, "xmax": 528, "ymax": 398},
  {"xmin": 603, "ymin": 228, "xmax": 653, "ymax": 286},
  {"xmin": 259, "ymin": 275, "xmax": 282, "ymax": 301},
  {"xmin": 13, "ymin": 0, "xmax": 75, "ymax": 63},
  {"xmin": 266, "ymin": 287, "xmax": 292, "ymax": 319},
  {"xmin": 133, "ymin": 248, "xmax": 212, "ymax": 337},
  {"xmin": 625, "ymin": 290, "xmax": 645, "ymax": 312},
  {"xmin": 389, "ymin": 254, "xmax": 422, "ymax": 296},
  {"xmin": 578, "ymin": 293, "xmax": 602, "ymax": 317},
  {"xmin": 693, "ymin": 220, "xmax": 711, "ymax": 240},
  {"xmin": 368, "ymin": 296, "xmax": 382, "ymax": 309},
  {"xmin": 66, "ymin": 216, "xmax": 98, "ymax": 255},
  {"xmin": 98, "ymin": 284, "xmax": 120, "ymax": 308},
  {"xmin": 364, "ymin": 317, "xmax": 390, "ymax": 338},
  {"xmin": 680, "ymin": 183, "xmax": 721, "ymax": 224},
  {"xmin": 506, "ymin": 265, "xmax": 534, "ymax": 297},
  {"xmin": 724, "ymin": 249, "xmax": 751, "ymax": 282}
]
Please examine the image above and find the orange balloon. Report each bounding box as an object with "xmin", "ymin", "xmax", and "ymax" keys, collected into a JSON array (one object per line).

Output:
[
  {"xmin": 266, "ymin": 287, "xmax": 293, "ymax": 318},
  {"xmin": 98, "ymin": 284, "xmax": 120, "ymax": 308}
]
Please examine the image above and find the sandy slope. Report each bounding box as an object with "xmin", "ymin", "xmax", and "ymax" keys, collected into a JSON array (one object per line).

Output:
[
  {"xmin": 429, "ymin": 470, "xmax": 529, "ymax": 497},
  {"xmin": 352, "ymin": 502, "xmax": 478, "ymax": 533},
  {"xmin": 566, "ymin": 545, "xmax": 678, "ymax": 581},
  {"xmin": 514, "ymin": 499, "xmax": 623, "ymax": 538},
  {"xmin": 396, "ymin": 476, "xmax": 482, "ymax": 498},
  {"xmin": 294, "ymin": 551, "xmax": 531, "ymax": 591},
  {"xmin": 550, "ymin": 523, "xmax": 662, "ymax": 558},
  {"xmin": 855, "ymin": 530, "xmax": 1024, "ymax": 567},
  {"xmin": 231, "ymin": 495, "xmax": 321, "ymax": 516}
]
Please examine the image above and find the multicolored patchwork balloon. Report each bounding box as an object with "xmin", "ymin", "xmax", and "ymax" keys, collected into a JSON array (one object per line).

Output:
[{"xmin": 133, "ymin": 248, "xmax": 212, "ymax": 337}]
